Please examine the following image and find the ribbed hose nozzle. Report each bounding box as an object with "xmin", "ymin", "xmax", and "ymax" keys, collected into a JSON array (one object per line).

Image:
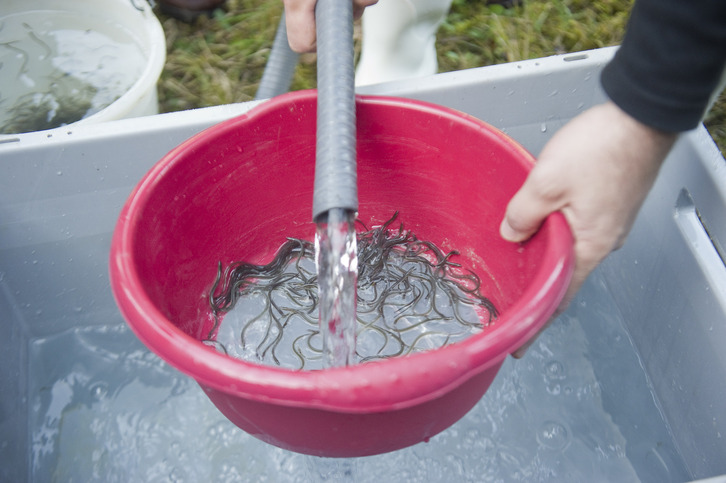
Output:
[{"xmin": 312, "ymin": 0, "xmax": 358, "ymax": 221}]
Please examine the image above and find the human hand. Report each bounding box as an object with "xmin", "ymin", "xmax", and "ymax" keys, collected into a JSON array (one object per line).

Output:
[
  {"xmin": 499, "ymin": 101, "xmax": 677, "ymax": 357},
  {"xmin": 283, "ymin": 0, "xmax": 378, "ymax": 52}
]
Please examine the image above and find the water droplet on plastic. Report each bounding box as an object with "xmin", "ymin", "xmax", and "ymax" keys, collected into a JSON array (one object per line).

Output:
[
  {"xmin": 546, "ymin": 383, "xmax": 561, "ymax": 395},
  {"xmin": 540, "ymin": 123, "xmax": 547, "ymax": 133},
  {"xmin": 544, "ymin": 360, "xmax": 565, "ymax": 380},
  {"xmin": 536, "ymin": 421, "xmax": 569, "ymax": 450},
  {"xmin": 169, "ymin": 467, "xmax": 185, "ymax": 483},
  {"xmin": 90, "ymin": 381, "xmax": 108, "ymax": 399}
]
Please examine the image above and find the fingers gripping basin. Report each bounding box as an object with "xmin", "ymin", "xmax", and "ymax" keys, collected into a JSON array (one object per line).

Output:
[{"xmin": 109, "ymin": 90, "xmax": 573, "ymax": 457}]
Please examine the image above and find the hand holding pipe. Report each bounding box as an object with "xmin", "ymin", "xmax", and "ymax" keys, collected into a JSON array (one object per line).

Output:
[{"xmin": 312, "ymin": 0, "xmax": 358, "ymax": 221}]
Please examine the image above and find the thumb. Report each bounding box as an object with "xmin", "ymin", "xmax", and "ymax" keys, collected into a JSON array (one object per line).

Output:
[{"xmin": 499, "ymin": 172, "xmax": 563, "ymax": 243}]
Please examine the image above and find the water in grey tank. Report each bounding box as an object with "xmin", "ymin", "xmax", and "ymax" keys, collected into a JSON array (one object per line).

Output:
[{"xmin": 27, "ymin": 269, "xmax": 690, "ymax": 482}]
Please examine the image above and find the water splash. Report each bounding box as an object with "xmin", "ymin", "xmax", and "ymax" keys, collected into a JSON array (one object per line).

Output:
[{"xmin": 314, "ymin": 208, "xmax": 358, "ymax": 368}]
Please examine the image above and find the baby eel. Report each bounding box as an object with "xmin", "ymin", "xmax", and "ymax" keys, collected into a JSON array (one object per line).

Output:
[
  {"xmin": 391, "ymin": 285, "xmax": 424, "ymax": 318},
  {"xmin": 260, "ymin": 312, "xmax": 288, "ymax": 365},
  {"xmin": 1, "ymin": 42, "xmax": 29, "ymax": 74},
  {"xmin": 306, "ymin": 330, "xmax": 323, "ymax": 354},
  {"xmin": 239, "ymin": 295, "xmax": 272, "ymax": 350},
  {"xmin": 27, "ymin": 30, "xmax": 53, "ymax": 60},
  {"xmin": 404, "ymin": 331, "xmax": 452, "ymax": 356},
  {"xmin": 209, "ymin": 211, "xmax": 497, "ymax": 368},
  {"xmin": 356, "ymin": 323, "xmax": 391, "ymax": 356},
  {"xmin": 395, "ymin": 315, "xmax": 453, "ymax": 333},
  {"xmin": 358, "ymin": 321, "xmax": 405, "ymax": 358},
  {"xmin": 201, "ymin": 339, "xmax": 228, "ymax": 355},
  {"xmin": 292, "ymin": 332, "xmax": 310, "ymax": 370}
]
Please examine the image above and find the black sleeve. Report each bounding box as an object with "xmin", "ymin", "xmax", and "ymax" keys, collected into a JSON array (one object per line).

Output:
[{"xmin": 600, "ymin": 0, "xmax": 726, "ymax": 132}]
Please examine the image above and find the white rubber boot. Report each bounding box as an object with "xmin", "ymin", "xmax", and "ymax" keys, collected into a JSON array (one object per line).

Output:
[{"xmin": 355, "ymin": 0, "xmax": 453, "ymax": 86}]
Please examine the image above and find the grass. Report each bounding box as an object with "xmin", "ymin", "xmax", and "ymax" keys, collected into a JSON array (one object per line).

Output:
[{"xmin": 157, "ymin": 0, "xmax": 725, "ymax": 153}]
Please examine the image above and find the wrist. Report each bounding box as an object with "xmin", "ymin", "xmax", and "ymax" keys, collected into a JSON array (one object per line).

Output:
[{"xmin": 604, "ymin": 100, "xmax": 678, "ymax": 149}]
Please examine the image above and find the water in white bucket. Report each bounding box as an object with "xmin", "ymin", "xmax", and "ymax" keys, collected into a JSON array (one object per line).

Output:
[{"xmin": 0, "ymin": 4, "xmax": 163, "ymax": 134}]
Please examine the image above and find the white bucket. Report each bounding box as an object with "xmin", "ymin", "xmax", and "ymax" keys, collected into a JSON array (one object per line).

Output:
[{"xmin": 0, "ymin": 0, "xmax": 166, "ymax": 134}]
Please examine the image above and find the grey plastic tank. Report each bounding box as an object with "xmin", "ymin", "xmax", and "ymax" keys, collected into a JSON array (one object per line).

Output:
[{"xmin": 1, "ymin": 47, "xmax": 724, "ymax": 482}]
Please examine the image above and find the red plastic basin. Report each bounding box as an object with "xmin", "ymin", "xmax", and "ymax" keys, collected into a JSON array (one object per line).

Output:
[{"xmin": 109, "ymin": 90, "xmax": 573, "ymax": 457}]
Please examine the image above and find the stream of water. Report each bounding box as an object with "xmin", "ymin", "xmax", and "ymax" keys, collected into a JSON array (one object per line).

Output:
[{"xmin": 314, "ymin": 208, "xmax": 358, "ymax": 368}]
